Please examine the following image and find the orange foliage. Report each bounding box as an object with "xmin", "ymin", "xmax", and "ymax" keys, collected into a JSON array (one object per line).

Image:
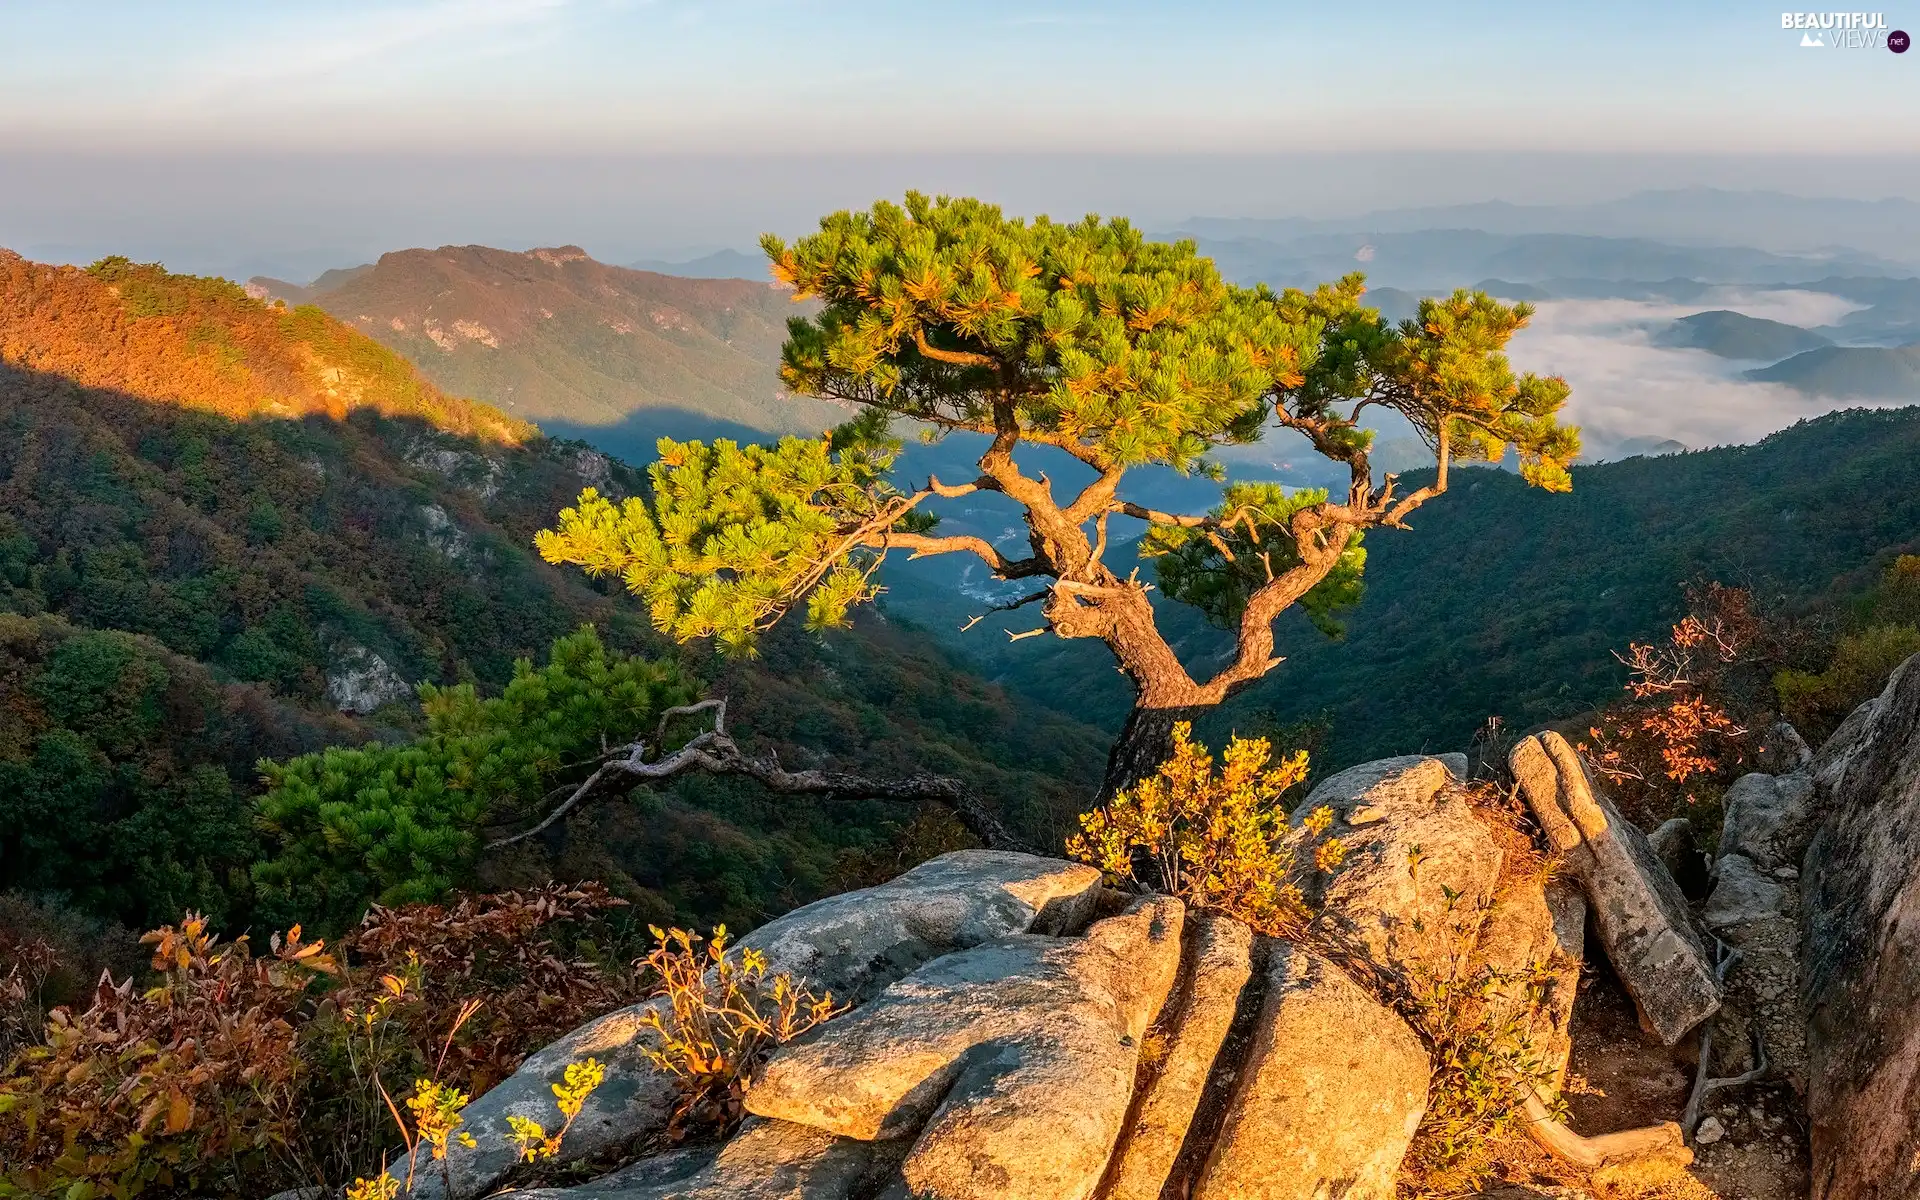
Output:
[
  {"xmin": 1580, "ymin": 583, "xmax": 1767, "ymax": 816},
  {"xmin": 0, "ymin": 251, "xmax": 531, "ymax": 443},
  {"xmin": 0, "ymin": 916, "xmax": 337, "ymax": 1198},
  {"xmin": 335, "ymin": 883, "xmax": 643, "ymax": 1097}
]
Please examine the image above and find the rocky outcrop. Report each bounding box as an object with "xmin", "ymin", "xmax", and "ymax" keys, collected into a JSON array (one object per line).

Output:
[
  {"xmin": 746, "ymin": 897, "xmax": 1183, "ymax": 1200},
  {"xmin": 1802, "ymin": 651, "xmax": 1920, "ymax": 1200},
  {"xmin": 394, "ymin": 852, "xmax": 1103, "ymax": 1200},
  {"xmin": 1511, "ymin": 732, "xmax": 1720, "ymax": 1044},
  {"xmin": 1193, "ymin": 941, "xmax": 1430, "ymax": 1200},
  {"xmin": 393, "ymin": 749, "xmax": 1703, "ymax": 1200},
  {"xmin": 1101, "ymin": 914, "xmax": 1255, "ymax": 1200},
  {"xmin": 1704, "ymin": 854, "xmax": 1788, "ymax": 931},
  {"xmin": 1721, "ymin": 771, "xmax": 1818, "ymax": 872},
  {"xmin": 325, "ymin": 641, "xmax": 412, "ymax": 714},
  {"xmin": 1293, "ymin": 755, "xmax": 1504, "ymax": 996}
]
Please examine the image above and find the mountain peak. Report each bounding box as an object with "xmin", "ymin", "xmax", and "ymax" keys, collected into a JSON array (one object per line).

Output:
[
  {"xmin": 284, "ymin": 242, "xmax": 841, "ymax": 437},
  {"xmin": 531, "ymin": 245, "xmax": 591, "ymax": 267}
]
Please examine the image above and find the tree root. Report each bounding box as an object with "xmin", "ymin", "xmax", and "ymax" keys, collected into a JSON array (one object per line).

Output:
[
  {"xmin": 1680, "ymin": 937, "xmax": 1769, "ymax": 1138},
  {"xmin": 486, "ymin": 697, "xmax": 1033, "ymax": 854},
  {"xmin": 1517, "ymin": 1086, "xmax": 1692, "ymax": 1170}
]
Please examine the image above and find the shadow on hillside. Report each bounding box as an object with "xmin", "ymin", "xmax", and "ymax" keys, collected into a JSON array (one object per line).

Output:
[{"xmin": 0, "ymin": 356, "xmax": 656, "ymax": 700}]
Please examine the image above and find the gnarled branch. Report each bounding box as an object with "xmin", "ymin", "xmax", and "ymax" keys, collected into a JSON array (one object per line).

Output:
[
  {"xmin": 912, "ymin": 327, "xmax": 997, "ymax": 369},
  {"xmin": 1682, "ymin": 938, "xmax": 1769, "ymax": 1138},
  {"xmin": 487, "ymin": 698, "xmax": 1031, "ymax": 854}
]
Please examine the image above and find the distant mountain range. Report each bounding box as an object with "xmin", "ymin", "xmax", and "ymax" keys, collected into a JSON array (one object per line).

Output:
[
  {"xmin": 1174, "ymin": 189, "xmax": 1920, "ymax": 267},
  {"xmin": 1181, "ymin": 229, "xmax": 1902, "ymax": 293},
  {"xmin": 1656, "ymin": 310, "xmax": 1833, "ymax": 360},
  {"xmin": 249, "ymin": 244, "xmax": 844, "ymax": 442},
  {"xmin": 1747, "ymin": 345, "xmax": 1920, "ymax": 399},
  {"xmin": 627, "ymin": 249, "xmax": 769, "ymax": 280}
]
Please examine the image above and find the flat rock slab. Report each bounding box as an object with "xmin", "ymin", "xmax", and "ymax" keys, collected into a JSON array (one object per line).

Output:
[
  {"xmin": 1511, "ymin": 732, "xmax": 1719, "ymax": 1045},
  {"xmin": 395, "ymin": 851, "xmax": 1103, "ymax": 1199},
  {"xmin": 1102, "ymin": 913, "xmax": 1255, "ymax": 1200},
  {"xmin": 747, "ymin": 897, "xmax": 1186, "ymax": 1200},
  {"xmin": 1193, "ymin": 941, "xmax": 1430, "ymax": 1200},
  {"xmin": 1293, "ymin": 755, "xmax": 1504, "ymax": 997},
  {"xmin": 508, "ymin": 1117, "xmax": 905, "ymax": 1200}
]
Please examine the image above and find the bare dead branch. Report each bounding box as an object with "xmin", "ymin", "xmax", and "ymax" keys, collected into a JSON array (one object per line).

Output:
[
  {"xmin": 1517, "ymin": 1083, "xmax": 1691, "ymax": 1169},
  {"xmin": 487, "ymin": 701, "xmax": 1032, "ymax": 854},
  {"xmin": 1682, "ymin": 938, "xmax": 1768, "ymax": 1138},
  {"xmin": 655, "ymin": 698, "xmax": 728, "ymax": 748}
]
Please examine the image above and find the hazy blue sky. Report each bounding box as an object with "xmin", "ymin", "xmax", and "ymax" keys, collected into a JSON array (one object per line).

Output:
[
  {"xmin": 3, "ymin": 1, "xmax": 1918, "ymax": 274},
  {"xmin": 4, "ymin": 0, "xmax": 1911, "ymax": 153}
]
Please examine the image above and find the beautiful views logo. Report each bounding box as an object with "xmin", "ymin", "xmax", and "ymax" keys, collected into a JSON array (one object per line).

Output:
[{"xmin": 1781, "ymin": 11, "xmax": 1899, "ymax": 48}]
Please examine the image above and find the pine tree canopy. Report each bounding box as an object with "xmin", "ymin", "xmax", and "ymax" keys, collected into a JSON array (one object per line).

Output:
[
  {"xmin": 538, "ymin": 192, "xmax": 1579, "ymax": 771},
  {"xmin": 764, "ymin": 192, "xmax": 1321, "ymax": 473}
]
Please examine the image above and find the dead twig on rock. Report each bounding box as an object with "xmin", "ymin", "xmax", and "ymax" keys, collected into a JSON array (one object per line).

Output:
[{"xmin": 486, "ymin": 698, "xmax": 1031, "ymax": 854}]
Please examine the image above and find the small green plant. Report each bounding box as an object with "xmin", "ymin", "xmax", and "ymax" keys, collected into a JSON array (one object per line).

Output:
[
  {"xmin": 1400, "ymin": 959, "xmax": 1561, "ymax": 1195},
  {"xmin": 1066, "ymin": 721, "xmax": 1336, "ymax": 936},
  {"xmin": 1393, "ymin": 837, "xmax": 1564, "ymax": 1199},
  {"xmin": 506, "ymin": 1058, "xmax": 606, "ymax": 1162},
  {"xmin": 637, "ymin": 926, "xmax": 842, "ymax": 1141}
]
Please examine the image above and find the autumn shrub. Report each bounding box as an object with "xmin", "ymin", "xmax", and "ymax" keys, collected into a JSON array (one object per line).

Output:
[
  {"xmin": 295, "ymin": 882, "xmax": 646, "ymax": 1186},
  {"xmin": 1066, "ymin": 721, "xmax": 1336, "ymax": 937},
  {"xmin": 0, "ymin": 933, "xmax": 56, "ymax": 1066},
  {"xmin": 1396, "ymin": 802, "xmax": 1562, "ymax": 1199},
  {"xmin": 635, "ymin": 925, "xmax": 841, "ymax": 1142},
  {"xmin": 0, "ymin": 884, "xmax": 653, "ymax": 1198},
  {"xmin": 1580, "ymin": 583, "xmax": 1779, "ymax": 824},
  {"xmin": 1399, "ymin": 954, "xmax": 1562, "ymax": 1197},
  {"xmin": 0, "ymin": 915, "xmax": 337, "ymax": 1200}
]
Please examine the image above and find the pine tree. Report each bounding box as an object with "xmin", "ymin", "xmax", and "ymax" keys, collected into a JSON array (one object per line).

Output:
[{"xmin": 537, "ymin": 193, "xmax": 1578, "ymax": 796}]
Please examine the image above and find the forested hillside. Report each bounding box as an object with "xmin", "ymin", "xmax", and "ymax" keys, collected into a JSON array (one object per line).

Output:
[
  {"xmin": 256, "ymin": 243, "xmax": 848, "ymax": 440},
  {"xmin": 0, "ymin": 252, "xmax": 1106, "ymax": 934}
]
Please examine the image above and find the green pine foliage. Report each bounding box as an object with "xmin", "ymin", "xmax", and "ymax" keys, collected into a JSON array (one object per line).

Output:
[
  {"xmin": 1141, "ymin": 482, "xmax": 1367, "ymax": 636},
  {"xmin": 766, "ymin": 193, "xmax": 1322, "ymax": 471},
  {"xmin": 254, "ymin": 627, "xmax": 693, "ymax": 931},
  {"xmin": 537, "ymin": 411, "xmax": 914, "ymax": 654}
]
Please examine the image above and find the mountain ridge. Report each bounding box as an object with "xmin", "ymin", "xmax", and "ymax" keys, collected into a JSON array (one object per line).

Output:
[{"xmin": 279, "ymin": 243, "xmax": 845, "ymax": 439}]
